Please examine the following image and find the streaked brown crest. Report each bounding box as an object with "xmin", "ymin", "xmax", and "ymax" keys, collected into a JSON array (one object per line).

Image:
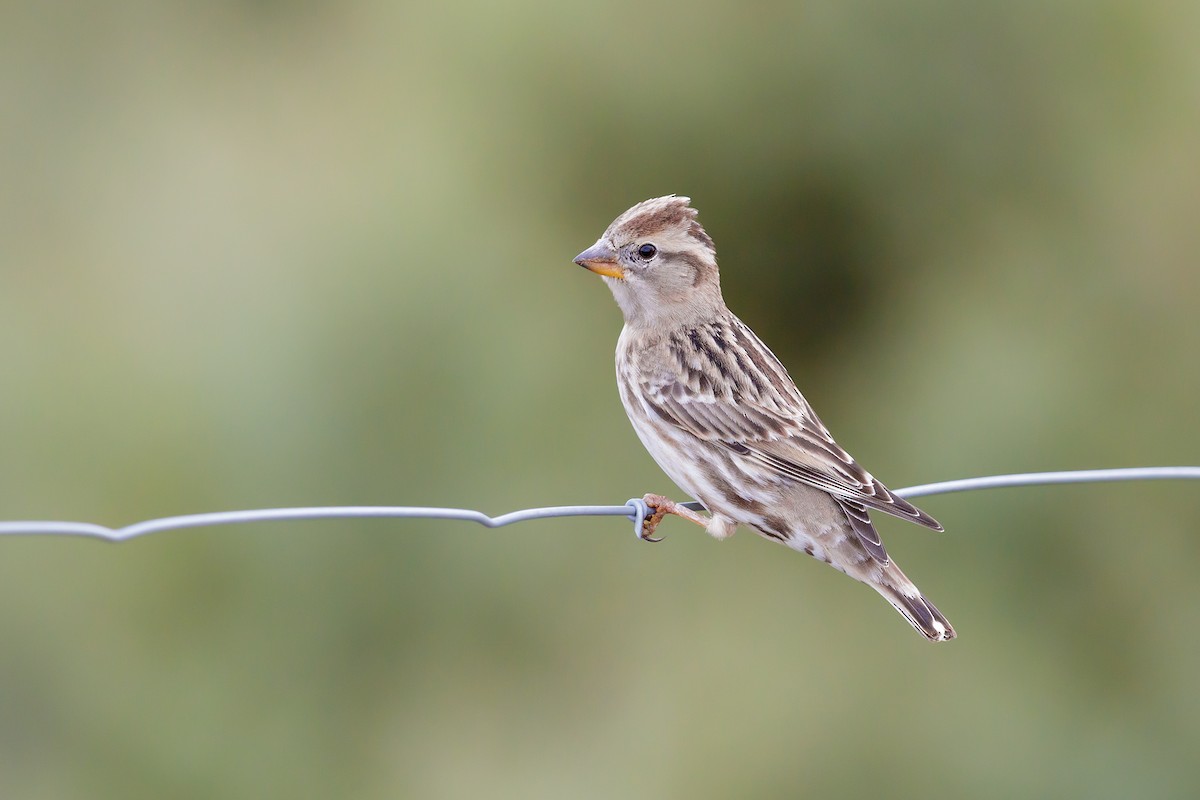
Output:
[{"xmin": 607, "ymin": 195, "xmax": 715, "ymax": 252}]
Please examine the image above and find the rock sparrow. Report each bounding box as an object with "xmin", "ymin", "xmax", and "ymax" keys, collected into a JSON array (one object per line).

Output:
[{"xmin": 573, "ymin": 195, "xmax": 955, "ymax": 641}]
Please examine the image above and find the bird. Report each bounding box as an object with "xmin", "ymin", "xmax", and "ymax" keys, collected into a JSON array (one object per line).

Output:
[{"xmin": 572, "ymin": 195, "xmax": 955, "ymax": 641}]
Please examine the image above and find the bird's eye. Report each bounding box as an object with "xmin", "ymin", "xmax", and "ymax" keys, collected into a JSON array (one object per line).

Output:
[{"xmin": 637, "ymin": 243, "xmax": 658, "ymax": 260}]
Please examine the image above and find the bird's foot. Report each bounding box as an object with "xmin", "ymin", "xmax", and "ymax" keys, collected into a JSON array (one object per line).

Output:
[{"xmin": 639, "ymin": 493, "xmax": 708, "ymax": 542}]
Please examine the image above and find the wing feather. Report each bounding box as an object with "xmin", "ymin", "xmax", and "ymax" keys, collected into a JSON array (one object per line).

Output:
[{"xmin": 645, "ymin": 317, "xmax": 943, "ymax": 534}]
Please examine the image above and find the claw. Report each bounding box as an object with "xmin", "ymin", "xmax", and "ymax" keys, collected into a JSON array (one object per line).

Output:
[
  {"xmin": 632, "ymin": 495, "xmax": 664, "ymax": 542},
  {"xmin": 640, "ymin": 505, "xmax": 667, "ymax": 542},
  {"xmin": 625, "ymin": 497, "xmax": 661, "ymax": 541},
  {"xmin": 639, "ymin": 493, "xmax": 690, "ymax": 542},
  {"xmin": 629, "ymin": 493, "xmax": 710, "ymax": 542}
]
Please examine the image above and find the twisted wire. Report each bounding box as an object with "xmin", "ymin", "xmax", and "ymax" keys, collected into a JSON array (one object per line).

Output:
[{"xmin": 0, "ymin": 467, "xmax": 1196, "ymax": 542}]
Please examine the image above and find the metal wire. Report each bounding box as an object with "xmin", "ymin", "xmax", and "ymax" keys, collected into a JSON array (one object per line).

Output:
[
  {"xmin": 896, "ymin": 466, "xmax": 1200, "ymax": 499},
  {"xmin": 0, "ymin": 467, "xmax": 1196, "ymax": 543}
]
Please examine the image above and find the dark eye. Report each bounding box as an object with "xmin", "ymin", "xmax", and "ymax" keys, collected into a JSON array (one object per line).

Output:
[{"xmin": 637, "ymin": 243, "xmax": 657, "ymax": 260}]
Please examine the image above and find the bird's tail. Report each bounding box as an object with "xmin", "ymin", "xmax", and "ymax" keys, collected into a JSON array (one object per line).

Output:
[{"xmin": 873, "ymin": 565, "xmax": 956, "ymax": 642}]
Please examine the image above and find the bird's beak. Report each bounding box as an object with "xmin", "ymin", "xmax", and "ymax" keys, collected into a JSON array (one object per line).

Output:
[{"xmin": 573, "ymin": 241, "xmax": 625, "ymax": 280}]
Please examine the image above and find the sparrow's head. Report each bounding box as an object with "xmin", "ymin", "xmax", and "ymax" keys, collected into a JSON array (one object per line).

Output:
[{"xmin": 573, "ymin": 195, "xmax": 725, "ymax": 326}]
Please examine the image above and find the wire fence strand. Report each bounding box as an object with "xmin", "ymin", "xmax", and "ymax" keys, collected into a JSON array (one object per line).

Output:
[{"xmin": 0, "ymin": 467, "xmax": 1196, "ymax": 543}]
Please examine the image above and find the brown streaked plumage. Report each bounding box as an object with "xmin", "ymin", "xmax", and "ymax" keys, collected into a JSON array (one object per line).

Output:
[{"xmin": 574, "ymin": 195, "xmax": 955, "ymax": 641}]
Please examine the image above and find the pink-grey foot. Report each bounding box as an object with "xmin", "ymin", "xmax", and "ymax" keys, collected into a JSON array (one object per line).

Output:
[{"xmin": 639, "ymin": 493, "xmax": 709, "ymax": 542}]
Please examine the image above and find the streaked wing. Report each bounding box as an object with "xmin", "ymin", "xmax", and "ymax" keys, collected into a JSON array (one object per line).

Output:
[
  {"xmin": 837, "ymin": 497, "xmax": 888, "ymax": 562},
  {"xmin": 643, "ymin": 316, "xmax": 943, "ymax": 533}
]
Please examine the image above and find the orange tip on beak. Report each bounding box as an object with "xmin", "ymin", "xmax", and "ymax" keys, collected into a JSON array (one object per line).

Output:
[{"xmin": 573, "ymin": 242, "xmax": 625, "ymax": 280}]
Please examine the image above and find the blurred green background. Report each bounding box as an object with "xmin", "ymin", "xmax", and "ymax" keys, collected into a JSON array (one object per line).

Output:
[{"xmin": 2, "ymin": 1, "xmax": 1199, "ymax": 797}]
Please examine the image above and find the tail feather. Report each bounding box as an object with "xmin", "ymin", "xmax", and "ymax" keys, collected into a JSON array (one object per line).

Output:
[{"xmin": 875, "ymin": 573, "xmax": 956, "ymax": 642}]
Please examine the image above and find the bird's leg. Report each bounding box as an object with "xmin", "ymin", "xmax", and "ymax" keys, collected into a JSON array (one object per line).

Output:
[{"xmin": 639, "ymin": 493, "xmax": 709, "ymax": 542}]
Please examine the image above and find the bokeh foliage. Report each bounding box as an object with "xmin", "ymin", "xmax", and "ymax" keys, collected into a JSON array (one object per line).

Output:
[{"xmin": 2, "ymin": 1, "xmax": 1199, "ymax": 797}]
